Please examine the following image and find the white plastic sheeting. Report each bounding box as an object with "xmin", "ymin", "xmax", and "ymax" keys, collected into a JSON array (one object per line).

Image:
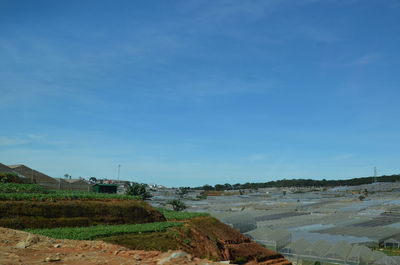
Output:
[
  {"xmin": 324, "ymin": 241, "xmax": 352, "ymax": 262},
  {"xmin": 246, "ymin": 227, "xmax": 291, "ymax": 251}
]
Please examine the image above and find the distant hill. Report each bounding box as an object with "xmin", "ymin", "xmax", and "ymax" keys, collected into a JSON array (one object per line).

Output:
[{"xmin": 192, "ymin": 174, "xmax": 400, "ymax": 191}]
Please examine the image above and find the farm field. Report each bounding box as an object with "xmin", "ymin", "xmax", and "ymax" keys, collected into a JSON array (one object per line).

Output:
[
  {"xmin": 0, "ymin": 183, "xmax": 139, "ymax": 201},
  {"xmin": 0, "ymin": 182, "xmax": 289, "ymax": 265},
  {"xmin": 26, "ymin": 221, "xmax": 182, "ymax": 240}
]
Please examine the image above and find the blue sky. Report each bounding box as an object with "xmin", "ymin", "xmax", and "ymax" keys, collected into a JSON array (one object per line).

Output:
[{"xmin": 1, "ymin": 0, "xmax": 400, "ymax": 186}]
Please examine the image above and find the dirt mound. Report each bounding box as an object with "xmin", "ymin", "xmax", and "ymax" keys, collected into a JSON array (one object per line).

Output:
[
  {"xmin": 101, "ymin": 216, "xmax": 291, "ymax": 265},
  {"xmin": 0, "ymin": 227, "xmax": 223, "ymax": 265},
  {"xmin": 182, "ymin": 217, "xmax": 291, "ymax": 265}
]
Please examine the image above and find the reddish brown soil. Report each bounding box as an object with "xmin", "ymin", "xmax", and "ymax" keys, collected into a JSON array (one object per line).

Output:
[
  {"xmin": 100, "ymin": 217, "xmax": 291, "ymax": 265},
  {"xmin": 179, "ymin": 217, "xmax": 291, "ymax": 265},
  {"xmin": 0, "ymin": 217, "xmax": 291, "ymax": 265},
  {"xmin": 0, "ymin": 227, "xmax": 220, "ymax": 265}
]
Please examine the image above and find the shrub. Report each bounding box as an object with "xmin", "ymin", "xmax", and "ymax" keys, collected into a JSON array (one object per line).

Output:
[
  {"xmin": 125, "ymin": 183, "xmax": 152, "ymax": 200},
  {"xmin": 167, "ymin": 199, "xmax": 187, "ymax": 211},
  {"xmin": 0, "ymin": 173, "xmax": 24, "ymax": 183}
]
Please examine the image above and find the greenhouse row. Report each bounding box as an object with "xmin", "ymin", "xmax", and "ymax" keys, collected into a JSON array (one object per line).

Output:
[{"xmin": 281, "ymin": 239, "xmax": 400, "ymax": 265}]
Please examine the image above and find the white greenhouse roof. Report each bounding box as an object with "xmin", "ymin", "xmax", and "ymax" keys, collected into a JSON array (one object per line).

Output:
[
  {"xmin": 324, "ymin": 241, "xmax": 352, "ymax": 261},
  {"xmin": 246, "ymin": 227, "xmax": 290, "ymax": 242},
  {"xmin": 346, "ymin": 245, "xmax": 372, "ymax": 263},
  {"xmin": 303, "ymin": 239, "xmax": 331, "ymax": 257},
  {"xmin": 375, "ymin": 255, "xmax": 399, "ymax": 265},
  {"xmin": 281, "ymin": 238, "xmax": 309, "ymax": 255}
]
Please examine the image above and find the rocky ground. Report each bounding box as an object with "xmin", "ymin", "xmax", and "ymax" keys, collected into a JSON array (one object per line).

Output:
[
  {"xmin": 0, "ymin": 227, "xmax": 222, "ymax": 265},
  {"xmin": 0, "ymin": 227, "xmax": 291, "ymax": 265}
]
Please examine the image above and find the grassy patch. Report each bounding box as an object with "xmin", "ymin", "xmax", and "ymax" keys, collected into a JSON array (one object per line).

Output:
[
  {"xmin": 101, "ymin": 229, "xmax": 182, "ymax": 251},
  {"xmin": 26, "ymin": 222, "xmax": 182, "ymax": 240},
  {"xmin": 375, "ymin": 247, "xmax": 400, "ymax": 256},
  {"xmin": 157, "ymin": 208, "xmax": 209, "ymax": 220}
]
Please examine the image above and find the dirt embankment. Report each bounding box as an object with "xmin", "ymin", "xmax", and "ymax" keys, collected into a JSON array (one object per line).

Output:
[
  {"xmin": 0, "ymin": 227, "xmax": 223, "ymax": 265},
  {"xmin": 0, "ymin": 216, "xmax": 291, "ymax": 265},
  {"xmin": 102, "ymin": 217, "xmax": 291, "ymax": 265},
  {"xmin": 0, "ymin": 201, "xmax": 291, "ymax": 265},
  {"xmin": 0, "ymin": 200, "xmax": 165, "ymax": 229}
]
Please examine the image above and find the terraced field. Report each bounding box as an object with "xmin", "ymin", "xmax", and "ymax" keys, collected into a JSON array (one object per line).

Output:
[
  {"xmin": 26, "ymin": 222, "xmax": 183, "ymax": 240},
  {"xmin": 0, "ymin": 183, "xmax": 139, "ymax": 201}
]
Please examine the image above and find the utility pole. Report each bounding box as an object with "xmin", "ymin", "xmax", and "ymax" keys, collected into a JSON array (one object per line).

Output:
[
  {"xmin": 374, "ymin": 166, "xmax": 377, "ymax": 183},
  {"xmin": 117, "ymin": 164, "xmax": 121, "ymax": 181}
]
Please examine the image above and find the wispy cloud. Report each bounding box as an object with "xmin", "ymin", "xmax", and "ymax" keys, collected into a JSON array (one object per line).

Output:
[
  {"xmin": 330, "ymin": 153, "xmax": 356, "ymax": 161},
  {"xmin": 321, "ymin": 52, "xmax": 383, "ymax": 68},
  {"xmin": 0, "ymin": 134, "xmax": 68, "ymax": 148},
  {"xmin": 177, "ymin": 0, "xmax": 285, "ymax": 22},
  {"xmin": 243, "ymin": 153, "xmax": 269, "ymax": 162},
  {"xmin": 0, "ymin": 136, "xmax": 29, "ymax": 146},
  {"xmin": 350, "ymin": 53, "xmax": 382, "ymax": 66},
  {"xmin": 300, "ymin": 26, "xmax": 342, "ymax": 43}
]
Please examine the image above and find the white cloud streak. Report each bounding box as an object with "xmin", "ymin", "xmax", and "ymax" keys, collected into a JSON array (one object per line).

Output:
[{"xmin": 0, "ymin": 136, "xmax": 29, "ymax": 146}]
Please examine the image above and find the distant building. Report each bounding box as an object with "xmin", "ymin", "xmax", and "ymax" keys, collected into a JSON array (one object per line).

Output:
[
  {"xmin": 383, "ymin": 234, "xmax": 400, "ymax": 248},
  {"xmin": 4, "ymin": 163, "xmax": 92, "ymax": 191},
  {"xmin": 58, "ymin": 178, "xmax": 91, "ymax": 192},
  {"xmin": 92, "ymin": 183, "xmax": 118, "ymax": 194},
  {"xmin": 246, "ymin": 228, "xmax": 291, "ymax": 251},
  {"xmin": 8, "ymin": 164, "xmax": 59, "ymax": 189}
]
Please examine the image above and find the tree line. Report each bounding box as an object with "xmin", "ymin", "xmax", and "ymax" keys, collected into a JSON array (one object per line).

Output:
[{"xmin": 188, "ymin": 174, "xmax": 400, "ymax": 191}]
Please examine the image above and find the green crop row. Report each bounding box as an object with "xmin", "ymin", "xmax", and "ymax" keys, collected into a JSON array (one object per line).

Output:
[
  {"xmin": 0, "ymin": 183, "xmax": 49, "ymax": 193},
  {"xmin": 26, "ymin": 222, "xmax": 182, "ymax": 240},
  {"xmin": 0, "ymin": 192, "xmax": 139, "ymax": 201},
  {"xmin": 157, "ymin": 208, "xmax": 209, "ymax": 220},
  {"xmin": 0, "ymin": 183, "xmax": 140, "ymax": 201}
]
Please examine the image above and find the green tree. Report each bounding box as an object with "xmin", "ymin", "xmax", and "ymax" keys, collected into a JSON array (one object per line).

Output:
[
  {"xmin": 215, "ymin": 184, "xmax": 225, "ymax": 191},
  {"xmin": 125, "ymin": 182, "xmax": 152, "ymax": 200},
  {"xmin": 224, "ymin": 183, "xmax": 233, "ymax": 190},
  {"xmin": 202, "ymin": 184, "xmax": 214, "ymax": 191}
]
